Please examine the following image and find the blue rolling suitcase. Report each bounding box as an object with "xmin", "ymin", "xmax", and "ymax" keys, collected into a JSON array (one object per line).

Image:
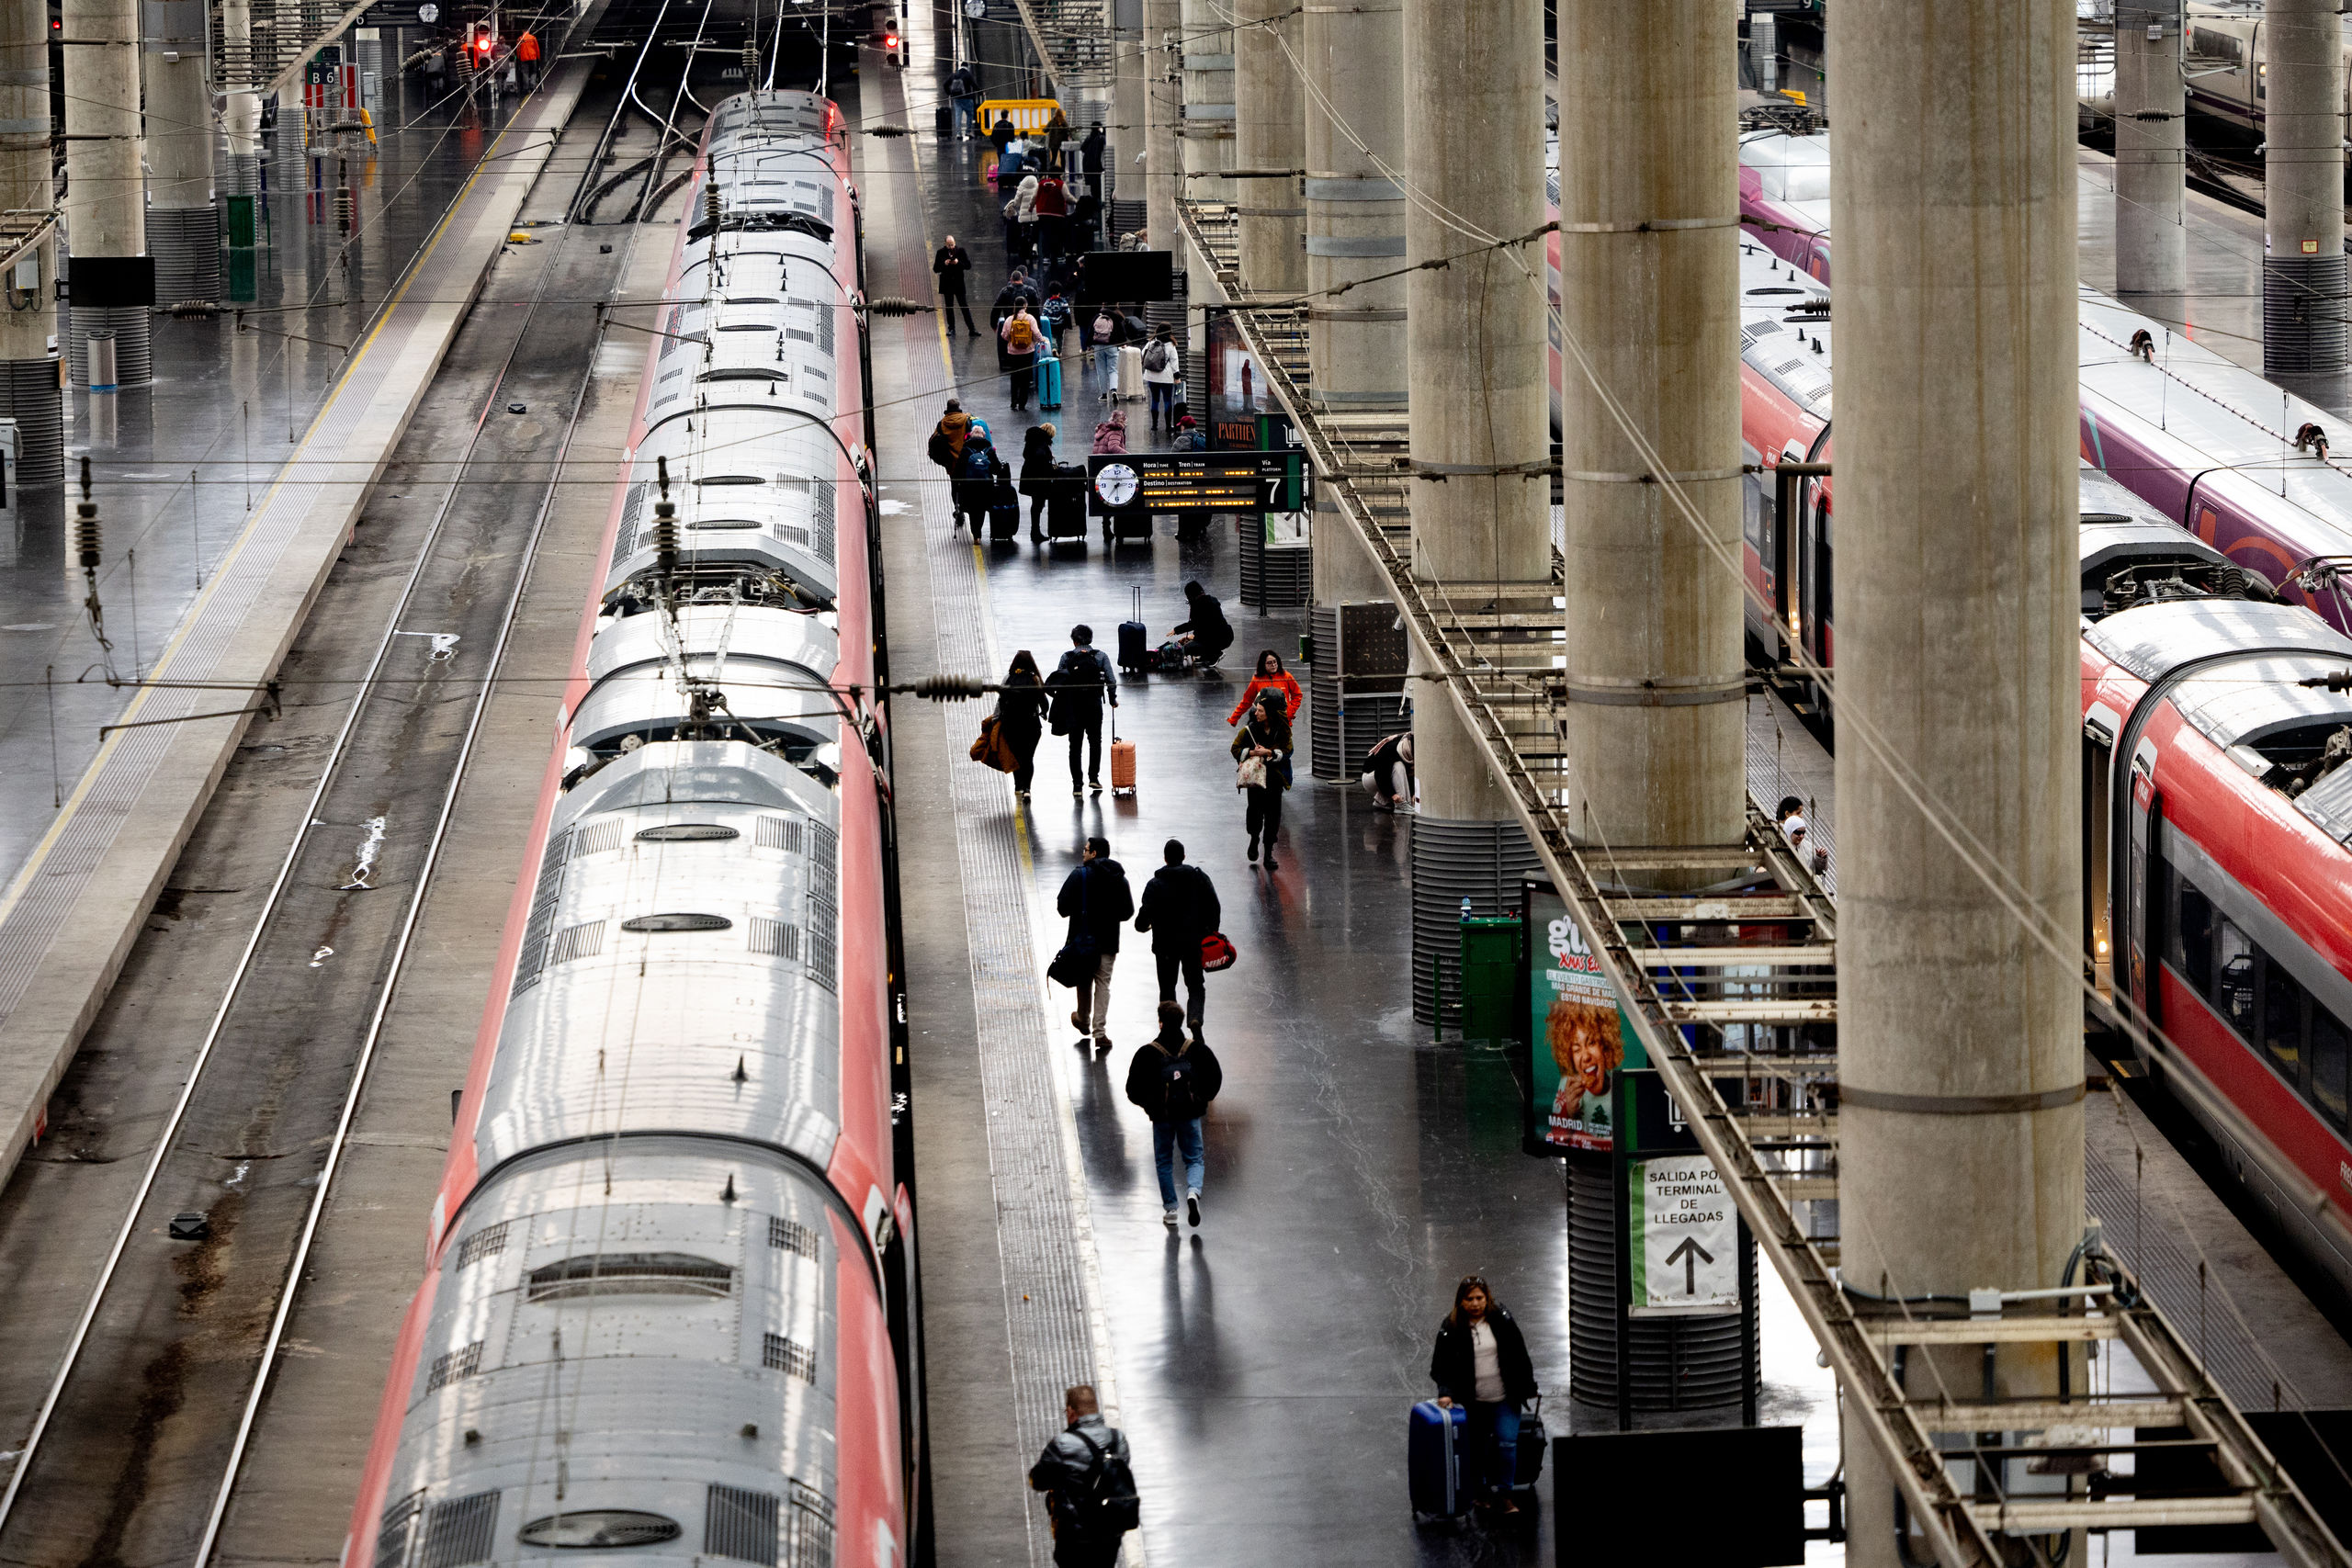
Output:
[
  {"xmin": 1408, "ymin": 1400, "xmax": 1468, "ymax": 1520},
  {"xmin": 1037, "ymin": 353, "xmax": 1063, "ymax": 411}
]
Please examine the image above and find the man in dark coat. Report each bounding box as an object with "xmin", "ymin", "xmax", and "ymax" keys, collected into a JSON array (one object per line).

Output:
[
  {"xmin": 1124, "ymin": 1000, "xmax": 1224, "ymax": 1228},
  {"xmin": 1057, "ymin": 836, "xmax": 1132, "ymax": 1050},
  {"xmin": 1172, "ymin": 580, "xmax": 1234, "ymax": 669},
  {"xmin": 1028, "ymin": 1384, "xmax": 1137, "ymax": 1567},
  {"xmin": 1134, "ymin": 838, "xmax": 1221, "ymax": 1036},
  {"xmin": 932, "ymin": 234, "xmax": 978, "ymax": 335}
]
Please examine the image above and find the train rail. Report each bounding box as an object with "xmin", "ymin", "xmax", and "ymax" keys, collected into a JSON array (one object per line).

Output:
[{"xmin": 0, "ymin": 82, "xmax": 652, "ymax": 1563}]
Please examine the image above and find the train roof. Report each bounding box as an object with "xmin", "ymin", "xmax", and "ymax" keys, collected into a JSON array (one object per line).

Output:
[
  {"xmin": 1739, "ymin": 241, "xmax": 1833, "ymax": 417},
  {"xmin": 2078, "ymin": 465, "xmax": 2238, "ymax": 580},
  {"xmin": 2080, "ymin": 287, "xmax": 2352, "ymax": 559}
]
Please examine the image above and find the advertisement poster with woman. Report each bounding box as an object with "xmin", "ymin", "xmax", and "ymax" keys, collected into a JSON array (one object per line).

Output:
[{"xmin": 1524, "ymin": 882, "xmax": 1637, "ymax": 1152}]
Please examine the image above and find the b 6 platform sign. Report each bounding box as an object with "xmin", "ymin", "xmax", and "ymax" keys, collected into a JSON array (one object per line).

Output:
[{"xmin": 1628, "ymin": 1154, "xmax": 1739, "ymax": 1316}]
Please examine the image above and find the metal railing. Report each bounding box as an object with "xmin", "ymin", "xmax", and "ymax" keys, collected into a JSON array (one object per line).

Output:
[{"xmin": 1176, "ymin": 187, "xmax": 2352, "ymax": 1568}]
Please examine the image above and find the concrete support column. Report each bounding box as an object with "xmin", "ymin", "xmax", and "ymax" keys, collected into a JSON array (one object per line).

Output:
[
  {"xmin": 2113, "ymin": 1, "xmax": 2187, "ymax": 301},
  {"xmin": 1403, "ymin": 0, "xmax": 1546, "ymax": 1020},
  {"xmin": 1234, "ymin": 0, "xmax": 1303, "ymax": 296},
  {"xmin": 63, "ymin": 0, "xmax": 149, "ymax": 388},
  {"xmin": 1178, "ymin": 0, "xmax": 1233, "ymax": 411},
  {"xmin": 1302, "ymin": 0, "xmax": 1404, "ymax": 411},
  {"xmin": 1828, "ymin": 3, "xmax": 2084, "ymax": 1563},
  {"xmin": 1556, "ymin": 0, "xmax": 1742, "ymax": 857},
  {"xmin": 1143, "ymin": 0, "xmax": 1181, "ymax": 259},
  {"xmin": 146, "ymin": 0, "xmax": 221, "ymax": 306},
  {"xmin": 1109, "ymin": 0, "xmax": 1146, "ymax": 237},
  {"xmin": 222, "ymin": 0, "xmax": 262, "ymax": 197},
  {"xmin": 0, "ymin": 0, "xmax": 58, "ymax": 483},
  {"xmin": 2264, "ymin": 0, "xmax": 2347, "ymax": 376}
]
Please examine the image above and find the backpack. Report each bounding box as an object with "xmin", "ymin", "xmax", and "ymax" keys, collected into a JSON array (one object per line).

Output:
[
  {"xmin": 1156, "ymin": 1043, "xmax": 1208, "ymax": 1121},
  {"xmin": 1007, "ymin": 316, "xmax": 1036, "ymax": 353},
  {"xmin": 1143, "ymin": 340, "xmax": 1171, "ymax": 373},
  {"xmin": 960, "ymin": 444, "xmax": 997, "ymax": 482},
  {"xmin": 1092, "ymin": 310, "xmax": 1114, "ymax": 339},
  {"xmin": 1065, "ymin": 1428, "xmax": 1142, "ymax": 1536},
  {"xmin": 926, "ymin": 427, "xmax": 956, "ymax": 468}
]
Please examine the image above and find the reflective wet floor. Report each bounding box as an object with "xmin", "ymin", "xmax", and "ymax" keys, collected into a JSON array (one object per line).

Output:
[{"xmin": 0, "ymin": 74, "xmax": 531, "ymax": 893}]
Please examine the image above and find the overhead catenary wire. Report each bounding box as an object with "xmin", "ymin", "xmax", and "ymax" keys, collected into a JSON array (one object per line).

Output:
[{"xmin": 1170, "ymin": 0, "xmax": 2352, "ymax": 1506}]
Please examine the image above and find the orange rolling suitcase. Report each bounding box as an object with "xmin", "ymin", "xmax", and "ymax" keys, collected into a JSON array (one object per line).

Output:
[{"xmin": 1109, "ymin": 708, "xmax": 1136, "ymax": 795}]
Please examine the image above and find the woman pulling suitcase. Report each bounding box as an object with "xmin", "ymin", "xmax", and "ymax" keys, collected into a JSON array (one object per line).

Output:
[{"xmin": 1426, "ymin": 1275, "xmax": 1541, "ymax": 1517}]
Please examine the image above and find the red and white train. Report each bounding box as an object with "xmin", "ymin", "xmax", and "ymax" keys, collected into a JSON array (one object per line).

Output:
[
  {"xmin": 346, "ymin": 89, "xmax": 922, "ymax": 1568},
  {"xmin": 1730, "ymin": 237, "xmax": 2352, "ymax": 1295}
]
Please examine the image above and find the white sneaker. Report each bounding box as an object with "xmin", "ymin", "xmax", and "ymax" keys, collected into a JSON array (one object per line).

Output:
[{"xmin": 1162, "ymin": 1209, "xmax": 1180, "ymax": 1229}]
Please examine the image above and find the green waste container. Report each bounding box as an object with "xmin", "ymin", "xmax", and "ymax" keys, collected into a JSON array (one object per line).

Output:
[
  {"xmin": 225, "ymin": 195, "xmax": 257, "ymax": 249},
  {"xmin": 1458, "ymin": 915, "xmax": 1522, "ymax": 1043}
]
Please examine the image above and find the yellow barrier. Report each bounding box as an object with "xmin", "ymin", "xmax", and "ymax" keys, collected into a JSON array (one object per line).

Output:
[{"xmin": 976, "ymin": 96, "xmax": 1066, "ymax": 136}]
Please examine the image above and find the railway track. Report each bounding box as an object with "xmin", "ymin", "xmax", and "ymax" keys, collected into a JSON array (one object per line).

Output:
[{"xmin": 0, "ymin": 69, "xmax": 662, "ymax": 1566}]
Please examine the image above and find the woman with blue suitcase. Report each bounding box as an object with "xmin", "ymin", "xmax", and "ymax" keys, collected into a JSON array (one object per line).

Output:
[{"xmin": 1428, "ymin": 1275, "xmax": 1540, "ymax": 1516}]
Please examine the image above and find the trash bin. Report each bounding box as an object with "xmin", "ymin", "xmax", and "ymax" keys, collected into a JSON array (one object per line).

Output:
[
  {"xmin": 86, "ymin": 330, "xmax": 117, "ymax": 394},
  {"xmin": 1458, "ymin": 915, "xmax": 1522, "ymax": 1043}
]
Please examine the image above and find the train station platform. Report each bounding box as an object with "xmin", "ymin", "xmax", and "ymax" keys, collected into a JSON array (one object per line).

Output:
[{"xmin": 0, "ymin": 62, "xmax": 596, "ymax": 1185}]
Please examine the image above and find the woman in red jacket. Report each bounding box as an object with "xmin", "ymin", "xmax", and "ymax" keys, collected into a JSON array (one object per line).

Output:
[{"xmin": 1226, "ymin": 649, "xmax": 1304, "ymax": 727}]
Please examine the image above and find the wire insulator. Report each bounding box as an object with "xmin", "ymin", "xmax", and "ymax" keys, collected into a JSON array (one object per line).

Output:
[
  {"xmin": 705, "ymin": 186, "xmax": 721, "ymax": 228},
  {"xmin": 863, "ymin": 124, "xmax": 911, "ymax": 138},
  {"xmin": 168, "ymin": 299, "xmax": 219, "ymax": 319},
  {"xmin": 864, "ymin": 296, "xmax": 929, "ymax": 317},
  {"xmin": 74, "ymin": 456, "xmax": 97, "ymax": 570},
  {"xmin": 905, "ymin": 674, "xmax": 986, "ymax": 702},
  {"xmin": 334, "ymin": 186, "xmax": 355, "ymax": 234}
]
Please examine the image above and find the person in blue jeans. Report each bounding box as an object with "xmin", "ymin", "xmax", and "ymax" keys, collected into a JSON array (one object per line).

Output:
[
  {"xmin": 1125, "ymin": 1002, "xmax": 1222, "ymax": 1230},
  {"xmin": 1428, "ymin": 1275, "xmax": 1540, "ymax": 1515}
]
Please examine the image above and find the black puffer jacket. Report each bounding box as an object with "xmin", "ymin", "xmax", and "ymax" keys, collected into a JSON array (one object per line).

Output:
[{"xmin": 1428, "ymin": 1305, "xmax": 1539, "ymax": 1408}]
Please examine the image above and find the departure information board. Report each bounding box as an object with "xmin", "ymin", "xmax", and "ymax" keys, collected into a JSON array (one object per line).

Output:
[{"xmin": 1085, "ymin": 452, "xmax": 1310, "ymax": 517}]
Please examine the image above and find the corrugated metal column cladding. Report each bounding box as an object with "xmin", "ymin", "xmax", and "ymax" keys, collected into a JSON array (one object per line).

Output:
[{"xmin": 347, "ymin": 91, "xmax": 903, "ymax": 1568}]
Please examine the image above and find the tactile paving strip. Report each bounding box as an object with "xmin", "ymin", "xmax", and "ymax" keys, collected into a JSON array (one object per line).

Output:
[{"xmin": 920, "ymin": 477, "xmax": 1102, "ymax": 1566}]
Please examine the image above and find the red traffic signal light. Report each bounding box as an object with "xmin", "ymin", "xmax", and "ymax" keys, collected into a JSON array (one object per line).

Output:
[{"xmin": 473, "ymin": 30, "xmax": 492, "ymax": 53}]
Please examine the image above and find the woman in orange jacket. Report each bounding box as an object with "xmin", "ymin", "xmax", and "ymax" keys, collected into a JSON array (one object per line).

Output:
[{"xmin": 1227, "ymin": 649, "xmax": 1304, "ymax": 726}]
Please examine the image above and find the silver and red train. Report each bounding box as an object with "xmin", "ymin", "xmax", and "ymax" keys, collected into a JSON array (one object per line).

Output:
[
  {"xmin": 346, "ymin": 89, "xmax": 922, "ymax": 1568},
  {"xmin": 1730, "ymin": 124, "xmax": 2352, "ymax": 639},
  {"xmin": 1728, "ymin": 233, "xmax": 2352, "ymax": 1295}
]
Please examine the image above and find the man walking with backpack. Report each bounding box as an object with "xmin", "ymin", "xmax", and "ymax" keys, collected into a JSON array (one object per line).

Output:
[
  {"xmin": 1029, "ymin": 1384, "xmax": 1140, "ymax": 1566},
  {"xmin": 1001, "ymin": 302, "xmax": 1044, "ymax": 412},
  {"xmin": 1049, "ymin": 626, "xmax": 1117, "ymax": 795},
  {"xmin": 1134, "ymin": 839, "xmax": 1219, "ymax": 1038},
  {"xmin": 1126, "ymin": 1001, "xmax": 1223, "ymax": 1227}
]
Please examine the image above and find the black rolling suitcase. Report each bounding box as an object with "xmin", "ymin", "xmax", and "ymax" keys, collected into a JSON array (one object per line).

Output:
[
  {"xmin": 1117, "ymin": 586, "xmax": 1149, "ymax": 672},
  {"xmin": 1046, "ymin": 467, "xmax": 1089, "ymax": 540},
  {"xmin": 989, "ymin": 501, "xmax": 1021, "ymax": 540},
  {"xmin": 935, "ymin": 102, "xmax": 953, "ymax": 134},
  {"xmin": 1112, "ymin": 508, "xmax": 1153, "ymax": 543},
  {"xmin": 1513, "ymin": 1397, "xmax": 1547, "ymax": 1492}
]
